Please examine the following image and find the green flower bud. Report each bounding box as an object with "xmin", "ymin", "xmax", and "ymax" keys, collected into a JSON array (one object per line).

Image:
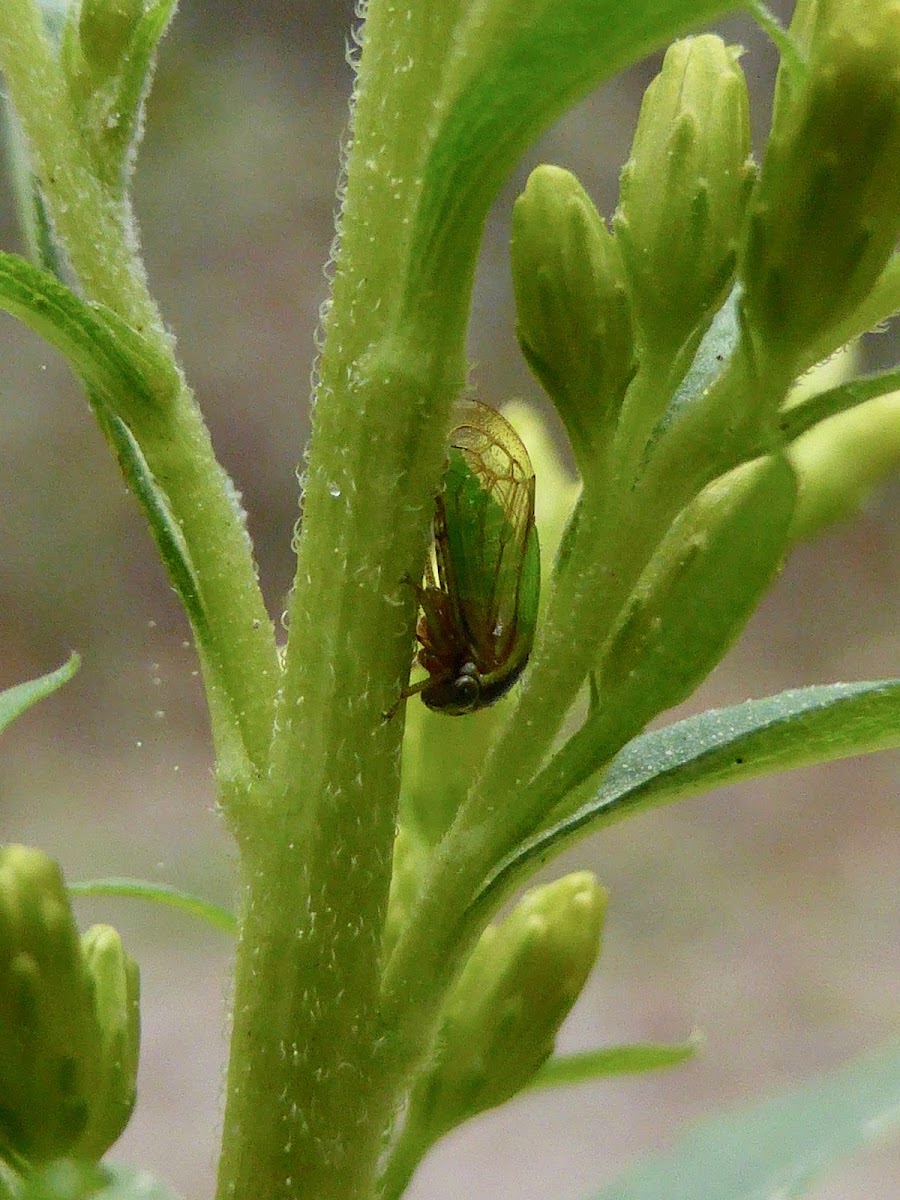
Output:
[
  {"xmin": 512, "ymin": 166, "xmax": 636, "ymax": 470},
  {"xmin": 73, "ymin": 926, "xmax": 140, "ymax": 1161},
  {"xmin": 409, "ymin": 872, "xmax": 606, "ymax": 1141},
  {"xmin": 0, "ymin": 847, "xmax": 98, "ymax": 1167},
  {"xmin": 601, "ymin": 454, "xmax": 797, "ymax": 735},
  {"xmin": 742, "ymin": 0, "xmax": 900, "ymax": 368},
  {"xmin": 78, "ymin": 0, "xmax": 145, "ymax": 80},
  {"xmin": 787, "ymin": 389, "xmax": 900, "ymax": 543},
  {"xmin": 614, "ymin": 36, "xmax": 754, "ymax": 359}
]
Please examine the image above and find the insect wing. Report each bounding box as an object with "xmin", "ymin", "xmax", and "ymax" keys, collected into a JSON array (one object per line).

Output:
[{"xmin": 438, "ymin": 400, "xmax": 537, "ymax": 670}]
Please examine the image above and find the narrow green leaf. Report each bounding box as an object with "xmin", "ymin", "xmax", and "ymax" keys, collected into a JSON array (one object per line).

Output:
[
  {"xmin": 472, "ymin": 680, "xmax": 900, "ymax": 920},
  {"xmin": 591, "ymin": 1039, "xmax": 900, "ymax": 1200},
  {"xmin": 106, "ymin": 0, "xmax": 179, "ymax": 174},
  {"xmin": 0, "ymin": 251, "xmax": 176, "ymax": 421},
  {"xmin": 526, "ymin": 1037, "xmax": 699, "ymax": 1092},
  {"xmin": 100, "ymin": 411, "xmax": 210, "ymax": 649},
  {"xmin": 778, "ymin": 368, "xmax": 900, "ymax": 444},
  {"xmin": 745, "ymin": 2, "xmax": 807, "ymax": 81},
  {"xmin": 0, "ymin": 654, "xmax": 80, "ymax": 735},
  {"xmin": 68, "ymin": 877, "xmax": 237, "ymax": 936}
]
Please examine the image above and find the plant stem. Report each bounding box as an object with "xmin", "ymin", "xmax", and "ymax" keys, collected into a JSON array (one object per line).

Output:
[
  {"xmin": 216, "ymin": 822, "xmax": 399, "ymax": 1200},
  {"xmin": 215, "ymin": 2, "xmax": 487, "ymax": 1195},
  {"xmin": 377, "ymin": 1110, "xmax": 435, "ymax": 1200}
]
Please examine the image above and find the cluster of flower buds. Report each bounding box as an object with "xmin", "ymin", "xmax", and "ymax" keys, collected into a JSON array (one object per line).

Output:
[
  {"xmin": 512, "ymin": 34, "xmax": 755, "ymax": 482},
  {"xmin": 512, "ymin": 2, "xmax": 899, "ymax": 476},
  {"xmin": 0, "ymin": 846, "xmax": 139, "ymax": 1171}
]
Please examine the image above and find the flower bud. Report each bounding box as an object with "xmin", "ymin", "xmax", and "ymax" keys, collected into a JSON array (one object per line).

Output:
[
  {"xmin": 408, "ymin": 872, "xmax": 606, "ymax": 1141},
  {"xmin": 73, "ymin": 926, "xmax": 140, "ymax": 1160},
  {"xmin": 787, "ymin": 390, "xmax": 900, "ymax": 543},
  {"xmin": 614, "ymin": 36, "xmax": 754, "ymax": 359},
  {"xmin": 512, "ymin": 166, "xmax": 636, "ymax": 470},
  {"xmin": 601, "ymin": 454, "xmax": 797, "ymax": 734},
  {"xmin": 0, "ymin": 848, "xmax": 141, "ymax": 1168},
  {"xmin": 0, "ymin": 846, "xmax": 98, "ymax": 1167},
  {"xmin": 741, "ymin": 0, "xmax": 900, "ymax": 367}
]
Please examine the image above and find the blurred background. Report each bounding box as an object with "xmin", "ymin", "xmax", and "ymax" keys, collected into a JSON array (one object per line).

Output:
[{"xmin": 0, "ymin": 1, "xmax": 897, "ymax": 1197}]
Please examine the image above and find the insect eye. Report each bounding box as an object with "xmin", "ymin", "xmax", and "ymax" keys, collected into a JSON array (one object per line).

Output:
[{"xmin": 450, "ymin": 672, "xmax": 481, "ymax": 712}]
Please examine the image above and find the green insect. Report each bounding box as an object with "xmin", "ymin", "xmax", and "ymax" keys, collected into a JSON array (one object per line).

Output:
[{"xmin": 403, "ymin": 399, "xmax": 540, "ymax": 716}]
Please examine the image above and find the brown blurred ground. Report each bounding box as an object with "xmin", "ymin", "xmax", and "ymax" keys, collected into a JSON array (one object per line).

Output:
[{"xmin": 0, "ymin": 3, "xmax": 897, "ymax": 1198}]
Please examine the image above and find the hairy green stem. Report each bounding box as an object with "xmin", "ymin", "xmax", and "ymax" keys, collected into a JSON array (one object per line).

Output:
[
  {"xmin": 217, "ymin": 822, "xmax": 399, "ymax": 1200},
  {"xmin": 215, "ymin": 3, "xmax": 486, "ymax": 1196}
]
